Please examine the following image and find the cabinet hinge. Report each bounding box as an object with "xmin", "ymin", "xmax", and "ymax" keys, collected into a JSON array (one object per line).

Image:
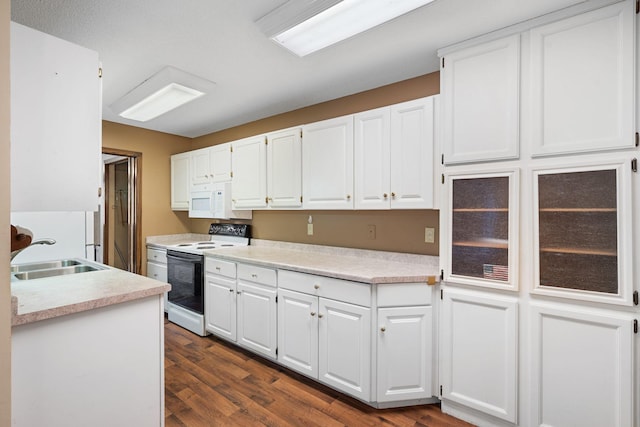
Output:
[
  {"xmin": 634, "ymin": 319, "xmax": 638, "ymax": 334},
  {"xmin": 635, "ymin": 132, "xmax": 639, "ymax": 147},
  {"xmin": 636, "ymin": 0, "xmax": 639, "ymax": 14},
  {"xmin": 631, "ymin": 158, "xmax": 637, "ymax": 173},
  {"xmin": 440, "ymin": 385, "xmax": 443, "ymax": 395},
  {"xmin": 230, "ymin": 145, "xmax": 233, "ymax": 153},
  {"xmin": 276, "ymin": 347, "xmax": 278, "ymax": 356},
  {"xmin": 230, "ymin": 171, "xmax": 233, "ymax": 178},
  {"xmin": 633, "ymin": 290, "xmax": 638, "ymax": 306},
  {"xmin": 275, "ymin": 296, "xmax": 278, "ymax": 303},
  {"xmin": 265, "ymin": 196, "xmax": 269, "ymax": 204},
  {"xmin": 441, "ymin": 57, "xmax": 445, "ymax": 68},
  {"xmin": 98, "ymin": 67, "xmax": 103, "ymax": 78},
  {"xmin": 440, "ymin": 289, "xmax": 443, "ymax": 300},
  {"xmin": 441, "ymin": 174, "xmax": 445, "ymax": 184},
  {"xmin": 441, "ymin": 154, "xmax": 444, "ymax": 165},
  {"xmin": 440, "ymin": 269, "xmax": 444, "ymax": 281},
  {"xmin": 300, "ymin": 130, "xmax": 303, "ymax": 138},
  {"xmin": 300, "ymin": 195, "xmax": 303, "ymax": 203},
  {"xmin": 265, "ymin": 139, "xmax": 268, "ymax": 145}
]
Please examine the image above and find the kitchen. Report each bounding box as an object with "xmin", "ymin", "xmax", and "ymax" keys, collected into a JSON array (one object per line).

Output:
[{"xmin": 2, "ymin": 0, "xmax": 640, "ymax": 426}]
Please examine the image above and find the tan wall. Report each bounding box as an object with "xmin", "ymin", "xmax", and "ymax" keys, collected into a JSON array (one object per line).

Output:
[
  {"xmin": 191, "ymin": 72, "xmax": 441, "ymax": 255},
  {"xmin": 102, "ymin": 121, "xmax": 193, "ymax": 274},
  {"xmin": 1, "ymin": 0, "xmax": 11, "ymax": 424}
]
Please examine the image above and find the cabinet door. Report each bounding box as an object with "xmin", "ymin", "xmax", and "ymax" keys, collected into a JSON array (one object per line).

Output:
[
  {"xmin": 441, "ymin": 34, "xmax": 520, "ymax": 164},
  {"xmin": 530, "ymin": 1, "xmax": 635, "ymax": 156},
  {"xmin": 390, "ymin": 97, "xmax": 435, "ymax": 209},
  {"xmin": 231, "ymin": 136, "xmax": 268, "ymax": 209},
  {"xmin": 533, "ymin": 160, "xmax": 634, "ymax": 305},
  {"xmin": 146, "ymin": 261, "xmax": 167, "ymax": 283},
  {"xmin": 237, "ymin": 281, "xmax": 277, "ymax": 360},
  {"xmin": 267, "ymin": 128, "xmax": 302, "ymax": 208},
  {"xmin": 530, "ymin": 302, "xmax": 634, "ymax": 427},
  {"xmin": 318, "ymin": 298, "xmax": 371, "ymax": 401},
  {"xmin": 444, "ymin": 169, "xmax": 519, "ymax": 290},
  {"xmin": 170, "ymin": 152, "xmax": 190, "ymax": 210},
  {"xmin": 440, "ymin": 287, "xmax": 518, "ymax": 423},
  {"xmin": 210, "ymin": 143, "xmax": 232, "ymax": 183},
  {"xmin": 277, "ymin": 288, "xmax": 318, "ymax": 378},
  {"xmin": 354, "ymin": 107, "xmax": 391, "ymax": 209},
  {"xmin": 302, "ymin": 116, "xmax": 354, "ymax": 209},
  {"xmin": 377, "ymin": 306, "xmax": 432, "ymax": 402},
  {"xmin": 205, "ymin": 275, "xmax": 236, "ymax": 341},
  {"xmin": 10, "ymin": 22, "xmax": 101, "ymax": 212},
  {"xmin": 190, "ymin": 147, "xmax": 212, "ymax": 188}
]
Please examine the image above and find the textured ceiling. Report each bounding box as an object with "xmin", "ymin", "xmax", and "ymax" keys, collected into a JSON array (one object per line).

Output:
[{"xmin": 11, "ymin": 0, "xmax": 585, "ymax": 138}]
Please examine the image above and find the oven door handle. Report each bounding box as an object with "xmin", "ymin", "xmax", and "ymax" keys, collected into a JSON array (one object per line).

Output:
[{"xmin": 166, "ymin": 252, "xmax": 203, "ymax": 263}]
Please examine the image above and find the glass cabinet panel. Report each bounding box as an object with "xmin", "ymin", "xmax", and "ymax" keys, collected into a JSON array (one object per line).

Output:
[
  {"xmin": 447, "ymin": 171, "xmax": 518, "ymax": 289},
  {"xmin": 534, "ymin": 161, "xmax": 633, "ymax": 305}
]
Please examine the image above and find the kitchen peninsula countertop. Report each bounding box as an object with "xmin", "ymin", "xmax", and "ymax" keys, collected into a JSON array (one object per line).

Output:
[
  {"xmin": 11, "ymin": 267, "xmax": 170, "ymax": 326},
  {"xmin": 203, "ymin": 240, "xmax": 440, "ymax": 284}
]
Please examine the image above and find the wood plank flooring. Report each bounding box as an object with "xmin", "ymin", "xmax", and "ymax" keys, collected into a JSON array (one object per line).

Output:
[{"xmin": 164, "ymin": 319, "xmax": 474, "ymax": 427}]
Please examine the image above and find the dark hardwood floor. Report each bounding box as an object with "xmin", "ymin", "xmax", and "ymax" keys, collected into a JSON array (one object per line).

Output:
[{"xmin": 164, "ymin": 319, "xmax": 474, "ymax": 427}]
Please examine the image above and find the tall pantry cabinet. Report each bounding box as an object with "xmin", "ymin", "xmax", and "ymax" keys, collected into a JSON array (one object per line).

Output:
[{"xmin": 437, "ymin": 1, "xmax": 639, "ymax": 426}]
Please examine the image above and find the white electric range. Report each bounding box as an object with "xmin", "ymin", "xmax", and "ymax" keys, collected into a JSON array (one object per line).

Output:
[{"xmin": 166, "ymin": 224, "xmax": 250, "ymax": 336}]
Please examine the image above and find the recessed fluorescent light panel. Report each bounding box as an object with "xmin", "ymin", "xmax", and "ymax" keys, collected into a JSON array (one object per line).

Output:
[
  {"xmin": 257, "ymin": 0, "xmax": 435, "ymax": 57},
  {"xmin": 110, "ymin": 66, "xmax": 215, "ymax": 122}
]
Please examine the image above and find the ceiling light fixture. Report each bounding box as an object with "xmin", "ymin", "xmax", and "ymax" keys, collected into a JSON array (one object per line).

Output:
[
  {"xmin": 110, "ymin": 66, "xmax": 215, "ymax": 122},
  {"xmin": 257, "ymin": 0, "xmax": 435, "ymax": 57}
]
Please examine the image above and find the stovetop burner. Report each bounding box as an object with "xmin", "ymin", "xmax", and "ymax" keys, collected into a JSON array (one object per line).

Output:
[{"xmin": 168, "ymin": 224, "xmax": 251, "ymax": 255}]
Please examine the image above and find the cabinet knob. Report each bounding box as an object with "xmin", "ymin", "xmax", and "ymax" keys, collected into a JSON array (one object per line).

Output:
[
  {"xmin": 383, "ymin": 193, "xmax": 388, "ymax": 198},
  {"xmin": 229, "ymin": 288, "xmax": 234, "ymax": 293},
  {"xmin": 237, "ymin": 291, "xmax": 241, "ymax": 294},
  {"xmin": 251, "ymin": 274, "xmax": 258, "ymax": 279},
  {"xmin": 318, "ymin": 313, "xmax": 324, "ymax": 318},
  {"xmin": 314, "ymin": 284, "xmax": 320, "ymax": 290},
  {"xmin": 380, "ymin": 326, "xmax": 386, "ymax": 332},
  {"xmin": 346, "ymin": 194, "xmax": 351, "ymax": 200},
  {"xmin": 391, "ymin": 192, "xmax": 396, "ymax": 198},
  {"xmin": 215, "ymin": 266, "xmax": 221, "ymax": 271},
  {"xmin": 310, "ymin": 312, "xmax": 316, "ymax": 316}
]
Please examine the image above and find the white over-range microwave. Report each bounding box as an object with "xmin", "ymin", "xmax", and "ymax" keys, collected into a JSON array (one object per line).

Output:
[{"xmin": 189, "ymin": 182, "xmax": 252, "ymax": 220}]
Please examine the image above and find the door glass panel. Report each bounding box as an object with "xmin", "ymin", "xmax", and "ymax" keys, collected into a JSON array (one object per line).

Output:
[
  {"xmin": 451, "ymin": 176, "xmax": 509, "ymax": 281},
  {"xmin": 537, "ymin": 169, "xmax": 618, "ymax": 293}
]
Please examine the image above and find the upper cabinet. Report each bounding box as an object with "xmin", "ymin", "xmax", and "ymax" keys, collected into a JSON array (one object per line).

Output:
[
  {"xmin": 302, "ymin": 116, "xmax": 355, "ymax": 209},
  {"xmin": 10, "ymin": 22, "xmax": 101, "ymax": 212},
  {"xmin": 170, "ymin": 152, "xmax": 190, "ymax": 211},
  {"xmin": 210, "ymin": 143, "xmax": 232, "ymax": 183},
  {"xmin": 231, "ymin": 135, "xmax": 268, "ymax": 209},
  {"xmin": 440, "ymin": 34, "xmax": 520, "ymax": 165},
  {"xmin": 530, "ymin": 1, "xmax": 635, "ymax": 156},
  {"xmin": 355, "ymin": 96, "xmax": 437, "ymax": 209},
  {"xmin": 190, "ymin": 143, "xmax": 232, "ymax": 191},
  {"xmin": 266, "ymin": 128, "xmax": 302, "ymax": 208}
]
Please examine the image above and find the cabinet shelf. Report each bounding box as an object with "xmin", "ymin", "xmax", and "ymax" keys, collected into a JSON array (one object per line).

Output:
[
  {"xmin": 540, "ymin": 247, "xmax": 616, "ymax": 257},
  {"xmin": 453, "ymin": 239, "xmax": 508, "ymax": 249}
]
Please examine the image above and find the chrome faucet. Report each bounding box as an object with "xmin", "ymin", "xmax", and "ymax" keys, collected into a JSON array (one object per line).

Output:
[{"xmin": 10, "ymin": 238, "xmax": 57, "ymax": 262}]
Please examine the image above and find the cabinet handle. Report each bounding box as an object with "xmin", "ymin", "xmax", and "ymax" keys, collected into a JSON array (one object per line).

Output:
[
  {"xmin": 383, "ymin": 193, "xmax": 388, "ymax": 199},
  {"xmin": 380, "ymin": 326, "xmax": 386, "ymax": 332},
  {"xmin": 318, "ymin": 313, "xmax": 324, "ymax": 318},
  {"xmin": 229, "ymin": 289, "xmax": 234, "ymax": 293},
  {"xmin": 237, "ymin": 291, "xmax": 241, "ymax": 294},
  {"xmin": 215, "ymin": 266, "xmax": 221, "ymax": 271},
  {"xmin": 314, "ymin": 284, "xmax": 320, "ymax": 290},
  {"xmin": 310, "ymin": 312, "xmax": 316, "ymax": 316},
  {"xmin": 251, "ymin": 274, "xmax": 258, "ymax": 278},
  {"xmin": 391, "ymin": 192, "xmax": 396, "ymax": 198}
]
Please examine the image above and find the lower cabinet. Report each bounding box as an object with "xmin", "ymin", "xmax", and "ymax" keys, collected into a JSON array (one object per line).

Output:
[{"xmin": 146, "ymin": 246, "xmax": 168, "ymax": 312}]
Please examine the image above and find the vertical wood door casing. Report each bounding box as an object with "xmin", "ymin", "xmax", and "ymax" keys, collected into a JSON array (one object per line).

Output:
[
  {"xmin": 231, "ymin": 136, "xmax": 268, "ymax": 209},
  {"xmin": 530, "ymin": 302, "xmax": 634, "ymax": 427},
  {"xmin": 318, "ymin": 298, "xmax": 371, "ymax": 401},
  {"xmin": 236, "ymin": 281, "xmax": 277, "ymax": 359},
  {"xmin": 440, "ymin": 287, "xmax": 518, "ymax": 423},
  {"xmin": 267, "ymin": 128, "xmax": 303, "ymax": 208},
  {"xmin": 302, "ymin": 115, "xmax": 355, "ymax": 209},
  {"xmin": 441, "ymin": 34, "xmax": 520, "ymax": 164},
  {"xmin": 377, "ymin": 305, "xmax": 433, "ymax": 402},
  {"xmin": 277, "ymin": 288, "xmax": 319, "ymax": 378},
  {"xmin": 530, "ymin": 1, "xmax": 635, "ymax": 156},
  {"xmin": 170, "ymin": 152, "xmax": 190, "ymax": 210}
]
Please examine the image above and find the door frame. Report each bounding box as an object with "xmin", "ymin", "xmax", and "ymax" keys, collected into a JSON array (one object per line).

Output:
[{"xmin": 102, "ymin": 147, "xmax": 142, "ymax": 273}]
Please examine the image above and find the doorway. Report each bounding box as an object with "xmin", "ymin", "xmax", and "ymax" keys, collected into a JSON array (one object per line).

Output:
[{"xmin": 101, "ymin": 149, "xmax": 142, "ymax": 273}]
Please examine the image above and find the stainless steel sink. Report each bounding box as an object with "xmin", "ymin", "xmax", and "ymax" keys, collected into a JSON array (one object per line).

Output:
[
  {"xmin": 10, "ymin": 259, "xmax": 107, "ymax": 281},
  {"xmin": 11, "ymin": 259, "xmax": 81, "ymax": 273}
]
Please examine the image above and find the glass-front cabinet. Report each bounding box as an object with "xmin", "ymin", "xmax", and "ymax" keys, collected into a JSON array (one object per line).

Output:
[
  {"xmin": 444, "ymin": 170, "xmax": 519, "ymax": 290},
  {"xmin": 533, "ymin": 160, "xmax": 634, "ymax": 305}
]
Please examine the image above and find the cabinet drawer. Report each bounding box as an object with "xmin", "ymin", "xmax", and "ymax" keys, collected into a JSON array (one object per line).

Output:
[
  {"xmin": 147, "ymin": 247, "xmax": 166, "ymax": 264},
  {"xmin": 278, "ymin": 270, "xmax": 370, "ymax": 307},
  {"xmin": 146, "ymin": 261, "xmax": 167, "ymax": 282},
  {"xmin": 237, "ymin": 263, "xmax": 277, "ymax": 288},
  {"xmin": 206, "ymin": 257, "xmax": 236, "ymax": 278},
  {"xmin": 377, "ymin": 283, "xmax": 433, "ymax": 307}
]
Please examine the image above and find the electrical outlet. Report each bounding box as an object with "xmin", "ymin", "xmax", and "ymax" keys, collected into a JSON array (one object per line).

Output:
[
  {"xmin": 425, "ymin": 227, "xmax": 435, "ymax": 243},
  {"xmin": 307, "ymin": 223, "xmax": 314, "ymax": 236},
  {"xmin": 367, "ymin": 224, "xmax": 376, "ymax": 240}
]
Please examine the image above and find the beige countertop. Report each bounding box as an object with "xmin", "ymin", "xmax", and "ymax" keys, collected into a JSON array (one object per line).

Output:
[
  {"xmin": 11, "ymin": 266, "xmax": 170, "ymax": 326},
  {"xmin": 203, "ymin": 240, "xmax": 440, "ymax": 284}
]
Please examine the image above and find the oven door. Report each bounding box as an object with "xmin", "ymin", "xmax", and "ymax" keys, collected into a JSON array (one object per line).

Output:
[{"xmin": 166, "ymin": 250, "xmax": 204, "ymax": 314}]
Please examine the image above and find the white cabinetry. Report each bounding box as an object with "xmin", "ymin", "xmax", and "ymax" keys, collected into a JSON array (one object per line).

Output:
[
  {"xmin": 530, "ymin": 1, "xmax": 635, "ymax": 156},
  {"xmin": 190, "ymin": 147, "xmax": 213, "ymax": 189},
  {"xmin": 170, "ymin": 152, "xmax": 190, "ymax": 210},
  {"xmin": 302, "ymin": 116, "xmax": 354, "ymax": 209},
  {"xmin": 231, "ymin": 135, "xmax": 268, "ymax": 209},
  {"xmin": 236, "ymin": 263, "xmax": 278, "ymax": 359},
  {"xmin": 530, "ymin": 302, "xmax": 635, "ymax": 427},
  {"xmin": 205, "ymin": 258, "xmax": 237, "ymax": 341},
  {"xmin": 146, "ymin": 246, "xmax": 168, "ymax": 312},
  {"xmin": 277, "ymin": 270, "xmax": 371, "ymax": 401},
  {"xmin": 355, "ymin": 97, "xmax": 436, "ymax": 209},
  {"xmin": 10, "ymin": 22, "xmax": 101, "ymax": 212},
  {"xmin": 267, "ymin": 128, "xmax": 302, "ymax": 208},
  {"xmin": 440, "ymin": 34, "xmax": 520, "ymax": 164},
  {"xmin": 210, "ymin": 143, "xmax": 232, "ymax": 182},
  {"xmin": 440, "ymin": 287, "xmax": 518, "ymax": 423},
  {"xmin": 376, "ymin": 283, "xmax": 435, "ymax": 403},
  {"xmin": 190, "ymin": 143, "xmax": 232, "ymax": 191}
]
